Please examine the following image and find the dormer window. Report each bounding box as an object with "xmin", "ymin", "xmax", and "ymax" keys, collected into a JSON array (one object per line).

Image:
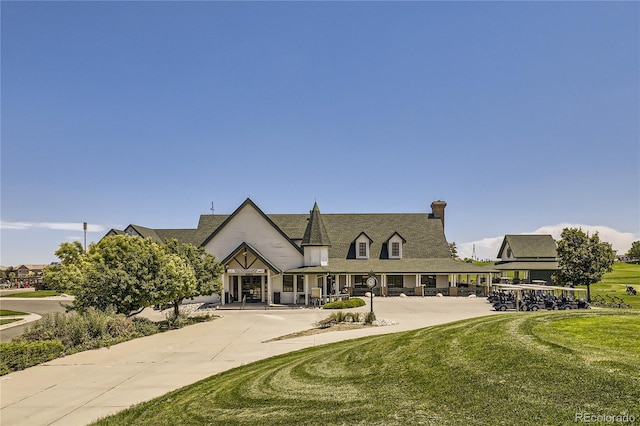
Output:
[
  {"xmin": 387, "ymin": 232, "xmax": 406, "ymax": 259},
  {"xmin": 354, "ymin": 232, "xmax": 373, "ymax": 259}
]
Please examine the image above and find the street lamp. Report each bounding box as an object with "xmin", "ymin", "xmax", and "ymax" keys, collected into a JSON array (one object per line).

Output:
[
  {"xmin": 366, "ymin": 271, "xmax": 377, "ymax": 315},
  {"xmin": 83, "ymin": 222, "xmax": 87, "ymax": 252}
]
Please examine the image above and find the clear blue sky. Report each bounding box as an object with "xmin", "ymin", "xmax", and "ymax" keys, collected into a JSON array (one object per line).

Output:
[{"xmin": 1, "ymin": 1, "xmax": 638, "ymax": 265}]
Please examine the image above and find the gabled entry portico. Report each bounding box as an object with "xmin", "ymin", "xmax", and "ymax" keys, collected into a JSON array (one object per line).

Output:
[{"xmin": 221, "ymin": 242, "xmax": 281, "ymax": 305}]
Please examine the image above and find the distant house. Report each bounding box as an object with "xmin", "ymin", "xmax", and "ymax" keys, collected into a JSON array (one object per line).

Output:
[
  {"xmin": 493, "ymin": 235, "xmax": 558, "ymax": 285},
  {"xmin": 14, "ymin": 265, "xmax": 47, "ymax": 280},
  {"xmin": 105, "ymin": 198, "xmax": 496, "ymax": 305}
]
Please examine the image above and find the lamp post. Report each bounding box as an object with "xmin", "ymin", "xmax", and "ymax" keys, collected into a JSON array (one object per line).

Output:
[
  {"xmin": 366, "ymin": 270, "xmax": 377, "ymax": 315},
  {"xmin": 83, "ymin": 222, "xmax": 87, "ymax": 252}
]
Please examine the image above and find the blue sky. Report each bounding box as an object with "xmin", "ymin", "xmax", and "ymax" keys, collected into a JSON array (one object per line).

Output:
[{"xmin": 1, "ymin": 1, "xmax": 638, "ymax": 265}]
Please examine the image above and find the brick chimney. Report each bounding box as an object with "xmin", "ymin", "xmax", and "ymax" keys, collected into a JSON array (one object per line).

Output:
[{"xmin": 430, "ymin": 200, "xmax": 447, "ymax": 229}]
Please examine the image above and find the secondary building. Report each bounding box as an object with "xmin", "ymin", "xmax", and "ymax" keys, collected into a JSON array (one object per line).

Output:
[
  {"xmin": 493, "ymin": 234, "xmax": 559, "ymax": 285},
  {"xmin": 106, "ymin": 198, "xmax": 495, "ymax": 305}
]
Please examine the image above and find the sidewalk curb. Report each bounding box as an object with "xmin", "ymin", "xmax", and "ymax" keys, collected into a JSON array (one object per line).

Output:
[{"xmin": 0, "ymin": 313, "xmax": 42, "ymax": 331}]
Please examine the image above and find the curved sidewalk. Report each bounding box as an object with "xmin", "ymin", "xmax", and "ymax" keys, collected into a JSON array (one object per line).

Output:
[{"xmin": 0, "ymin": 297, "xmax": 499, "ymax": 426}]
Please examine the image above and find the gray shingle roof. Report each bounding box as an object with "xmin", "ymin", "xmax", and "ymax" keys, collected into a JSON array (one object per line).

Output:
[
  {"xmin": 322, "ymin": 213, "xmax": 451, "ymax": 259},
  {"xmin": 302, "ymin": 202, "xmax": 331, "ymax": 246},
  {"xmin": 286, "ymin": 258, "xmax": 497, "ymax": 274},
  {"xmin": 109, "ymin": 202, "xmax": 455, "ymax": 267},
  {"xmin": 499, "ymin": 235, "xmax": 557, "ymax": 259}
]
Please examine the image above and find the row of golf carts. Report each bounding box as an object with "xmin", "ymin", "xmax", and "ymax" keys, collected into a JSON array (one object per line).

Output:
[{"xmin": 488, "ymin": 281, "xmax": 590, "ymax": 311}]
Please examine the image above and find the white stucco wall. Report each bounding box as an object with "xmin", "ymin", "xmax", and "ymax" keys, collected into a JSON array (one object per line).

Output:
[
  {"xmin": 436, "ymin": 275, "xmax": 449, "ymax": 288},
  {"xmin": 403, "ymin": 275, "xmax": 416, "ymax": 288}
]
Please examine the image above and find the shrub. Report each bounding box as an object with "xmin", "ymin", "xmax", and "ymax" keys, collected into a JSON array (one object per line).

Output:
[
  {"xmin": 18, "ymin": 308, "xmax": 160, "ymax": 353},
  {"xmin": 328, "ymin": 311, "xmax": 347, "ymax": 323},
  {"xmin": 323, "ymin": 298, "xmax": 366, "ymax": 309},
  {"xmin": 132, "ymin": 317, "xmax": 160, "ymax": 336},
  {"xmin": 163, "ymin": 313, "xmax": 191, "ymax": 329},
  {"xmin": 0, "ymin": 340, "xmax": 64, "ymax": 375},
  {"xmin": 364, "ymin": 311, "xmax": 376, "ymax": 324},
  {"xmin": 344, "ymin": 312, "xmax": 362, "ymax": 323}
]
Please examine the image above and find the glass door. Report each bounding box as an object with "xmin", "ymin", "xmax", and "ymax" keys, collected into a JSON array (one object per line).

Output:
[{"xmin": 241, "ymin": 276, "xmax": 262, "ymax": 302}]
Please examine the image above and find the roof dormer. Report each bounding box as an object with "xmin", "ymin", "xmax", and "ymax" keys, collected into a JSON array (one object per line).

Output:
[
  {"xmin": 354, "ymin": 232, "xmax": 373, "ymax": 259},
  {"xmin": 386, "ymin": 232, "xmax": 406, "ymax": 259}
]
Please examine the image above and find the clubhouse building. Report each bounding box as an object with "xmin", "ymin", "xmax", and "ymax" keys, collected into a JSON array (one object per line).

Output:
[{"xmin": 106, "ymin": 199, "xmax": 495, "ymax": 305}]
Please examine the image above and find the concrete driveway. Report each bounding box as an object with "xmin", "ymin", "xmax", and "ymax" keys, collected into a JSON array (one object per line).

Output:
[{"xmin": 0, "ymin": 297, "xmax": 499, "ymax": 426}]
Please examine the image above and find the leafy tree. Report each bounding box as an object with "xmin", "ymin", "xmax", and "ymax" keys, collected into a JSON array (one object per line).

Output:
[
  {"xmin": 75, "ymin": 235, "xmax": 168, "ymax": 315},
  {"xmin": 626, "ymin": 241, "xmax": 640, "ymax": 261},
  {"xmin": 161, "ymin": 239, "xmax": 223, "ymax": 317},
  {"xmin": 553, "ymin": 228, "xmax": 615, "ymax": 302},
  {"xmin": 158, "ymin": 253, "xmax": 197, "ymax": 317},
  {"xmin": 449, "ymin": 242, "xmax": 458, "ymax": 259},
  {"xmin": 47, "ymin": 235, "xmax": 223, "ymax": 317},
  {"xmin": 43, "ymin": 241, "xmax": 87, "ymax": 293}
]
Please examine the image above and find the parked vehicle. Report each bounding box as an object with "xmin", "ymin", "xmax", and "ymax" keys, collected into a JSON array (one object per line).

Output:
[{"xmin": 490, "ymin": 283, "xmax": 590, "ymax": 311}]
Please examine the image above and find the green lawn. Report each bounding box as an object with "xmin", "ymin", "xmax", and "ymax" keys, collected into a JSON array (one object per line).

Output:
[
  {"xmin": 1, "ymin": 290, "xmax": 62, "ymax": 298},
  {"xmin": 578, "ymin": 262, "xmax": 640, "ymax": 309},
  {"xmin": 0, "ymin": 309, "xmax": 28, "ymax": 316},
  {"xmin": 0, "ymin": 319, "xmax": 21, "ymax": 325},
  {"xmin": 93, "ymin": 310, "xmax": 640, "ymax": 426}
]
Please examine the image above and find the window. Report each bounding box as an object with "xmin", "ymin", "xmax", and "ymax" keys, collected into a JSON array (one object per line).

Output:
[
  {"xmin": 354, "ymin": 275, "xmax": 367, "ymax": 288},
  {"xmin": 421, "ymin": 275, "xmax": 437, "ymax": 288},
  {"xmin": 296, "ymin": 276, "xmax": 304, "ymax": 293},
  {"xmin": 283, "ymin": 275, "xmax": 294, "ymax": 292},
  {"xmin": 358, "ymin": 242, "xmax": 367, "ymax": 257},
  {"xmin": 387, "ymin": 275, "xmax": 404, "ymax": 288},
  {"xmin": 387, "ymin": 233, "xmax": 404, "ymax": 259}
]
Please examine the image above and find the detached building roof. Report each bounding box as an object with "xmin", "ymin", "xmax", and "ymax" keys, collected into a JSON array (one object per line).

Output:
[{"xmin": 497, "ymin": 234, "xmax": 557, "ymax": 260}]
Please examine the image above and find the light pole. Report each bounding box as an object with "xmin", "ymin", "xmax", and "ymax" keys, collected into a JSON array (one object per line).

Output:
[
  {"xmin": 366, "ymin": 270, "xmax": 377, "ymax": 315},
  {"xmin": 83, "ymin": 222, "xmax": 87, "ymax": 252}
]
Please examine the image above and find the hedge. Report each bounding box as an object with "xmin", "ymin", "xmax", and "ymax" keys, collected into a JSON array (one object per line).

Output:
[
  {"xmin": 322, "ymin": 298, "xmax": 366, "ymax": 309},
  {"xmin": 0, "ymin": 340, "xmax": 65, "ymax": 375}
]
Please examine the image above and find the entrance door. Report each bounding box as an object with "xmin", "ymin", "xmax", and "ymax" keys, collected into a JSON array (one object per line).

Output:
[{"xmin": 241, "ymin": 276, "xmax": 262, "ymax": 302}]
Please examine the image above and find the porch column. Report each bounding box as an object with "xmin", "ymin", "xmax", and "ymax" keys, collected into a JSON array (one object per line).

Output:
[
  {"xmin": 304, "ymin": 274, "xmax": 309, "ymax": 305},
  {"xmin": 451, "ymin": 274, "xmax": 457, "ymax": 287},
  {"xmin": 221, "ymin": 272, "xmax": 227, "ymax": 305},
  {"xmin": 266, "ymin": 272, "xmax": 271, "ymax": 305},
  {"xmin": 323, "ymin": 275, "xmax": 327, "ymax": 299},
  {"xmin": 293, "ymin": 275, "xmax": 297, "ymax": 305}
]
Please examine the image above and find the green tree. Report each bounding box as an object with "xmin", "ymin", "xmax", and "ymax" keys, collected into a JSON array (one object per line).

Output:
[
  {"xmin": 158, "ymin": 254, "xmax": 197, "ymax": 317},
  {"xmin": 626, "ymin": 241, "xmax": 640, "ymax": 261},
  {"xmin": 449, "ymin": 242, "xmax": 458, "ymax": 259},
  {"xmin": 43, "ymin": 241, "xmax": 87, "ymax": 293},
  {"xmin": 75, "ymin": 235, "xmax": 168, "ymax": 315},
  {"xmin": 553, "ymin": 228, "xmax": 615, "ymax": 302},
  {"xmin": 161, "ymin": 239, "xmax": 223, "ymax": 317}
]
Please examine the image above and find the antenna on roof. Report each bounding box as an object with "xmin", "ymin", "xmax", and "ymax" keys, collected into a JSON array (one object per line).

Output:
[{"xmin": 210, "ymin": 202, "xmax": 215, "ymax": 215}]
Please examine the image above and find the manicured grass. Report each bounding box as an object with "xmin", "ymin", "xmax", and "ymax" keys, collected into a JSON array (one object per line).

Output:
[
  {"xmin": 578, "ymin": 262, "xmax": 640, "ymax": 309},
  {"xmin": 1, "ymin": 290, "xmax": 62, "ymax": 298},
  {"xmin": 0, "ymin": 319, "xmax": 21, "ymax": 325},
  {"xmin": 0, "ymin": 309, "xmax": 28, "ymax": 316},
  {"xmin": 93, "ymin": 310, "xmax": 640, "ymax": 426}
]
